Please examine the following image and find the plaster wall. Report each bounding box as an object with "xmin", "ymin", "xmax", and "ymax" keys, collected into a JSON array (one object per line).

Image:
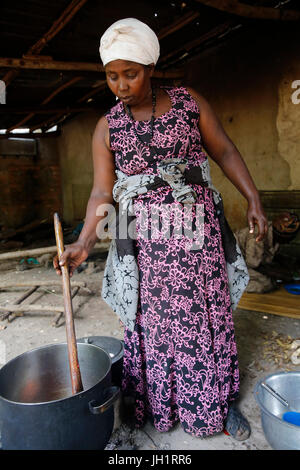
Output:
[
  {"xmin": 185, "ymin": 25, "xmax": 299, "ymax": 231},
  {"xmin": 56, "ymin": 110, "xmax": 100, "ymax": 224},
  {"xmin": 277, "ymin": 61, "xmax": 300, "ymax": 191}
]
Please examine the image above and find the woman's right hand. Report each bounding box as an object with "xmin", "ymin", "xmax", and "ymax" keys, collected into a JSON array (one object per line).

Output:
[{"xmin": 53, "ymin": 241, "xmax": 89, "ymax": 277}]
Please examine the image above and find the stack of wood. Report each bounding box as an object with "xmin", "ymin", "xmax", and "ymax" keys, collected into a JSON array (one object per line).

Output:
[
  {"xmin": 0, "ymin": 280, "xmax": 92, "ymax": 327},
  {"xmin": 0, "ymin": 218, "xmax": 56, "ymax": 251}
]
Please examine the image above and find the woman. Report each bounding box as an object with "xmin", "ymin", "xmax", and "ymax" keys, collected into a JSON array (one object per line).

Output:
[{"xmin": 54, "ymin": 18, "xmax": 268, "ymax": 441}]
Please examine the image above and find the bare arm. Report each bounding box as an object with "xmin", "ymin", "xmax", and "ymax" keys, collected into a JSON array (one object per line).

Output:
[
  {"xmin": 53, "ymin": 116, "xmax": 116, "ymax": 276},
  {"xmin": 77, "ymin": 116, "xmax": 116, "ymax": 252},
  {"xmin": 187, "ymin": 87, "xmax": 268, "ymax": 242}
]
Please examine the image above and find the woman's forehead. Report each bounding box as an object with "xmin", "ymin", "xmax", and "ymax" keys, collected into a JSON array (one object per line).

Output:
[{"xmin": 105, "ymin": 59, "xmax": 143, "ymax": 72}]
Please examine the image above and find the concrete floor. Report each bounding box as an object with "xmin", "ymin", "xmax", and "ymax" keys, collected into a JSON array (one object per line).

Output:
[{"xmin": 0, "ymin": 263, "xmax": 299, "ymax": 451}]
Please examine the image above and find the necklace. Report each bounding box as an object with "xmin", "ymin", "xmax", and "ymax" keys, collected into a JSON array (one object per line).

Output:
[{"xmin": 124, "ymin": 87, "xmax": 156, "ymax": 148}]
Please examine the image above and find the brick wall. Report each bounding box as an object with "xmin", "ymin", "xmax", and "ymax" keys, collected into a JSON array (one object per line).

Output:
[{"xmin": 0, "ymin": 138, "xmax": 62, "ymax": 229}]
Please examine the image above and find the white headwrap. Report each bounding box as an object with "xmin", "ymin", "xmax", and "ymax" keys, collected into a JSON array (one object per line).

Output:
[{"xmin": 99, "ymin": 18, "xmax": 160, "ymax": 67}]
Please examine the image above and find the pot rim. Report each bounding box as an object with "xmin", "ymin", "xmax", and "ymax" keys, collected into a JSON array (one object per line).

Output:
[
  {"xmin": 254, "ymin": 370, "xmax": 300, "ymax": 431},
  {"xmin": 0, "ymin": 342, "xmax": 112, "ymax": 406}
]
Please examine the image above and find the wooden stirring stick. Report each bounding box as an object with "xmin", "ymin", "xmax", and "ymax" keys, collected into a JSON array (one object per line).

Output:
[{"xmin": 54, "ymin": 212, "xmax": 83, "ymax": 394}]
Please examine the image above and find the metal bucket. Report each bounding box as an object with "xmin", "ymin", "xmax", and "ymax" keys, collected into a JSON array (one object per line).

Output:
[
  {"xmin": 0, "ymin": 342, "xmax": 120, "ymax": 450},
  {"xmin": 254, "ymin": 371, "xmax": 300, "ymax": 450}
]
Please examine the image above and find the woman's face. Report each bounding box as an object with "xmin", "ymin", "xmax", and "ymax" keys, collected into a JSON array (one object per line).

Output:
[{"xmin": 105, "ymin": 59, "xmax": 154, "ymax": 106}]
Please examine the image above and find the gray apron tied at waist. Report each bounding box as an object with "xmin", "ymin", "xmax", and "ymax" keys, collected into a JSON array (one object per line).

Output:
[{"xmin": 101, "ymin": 158, "xmax": 249, "ymax": 331}]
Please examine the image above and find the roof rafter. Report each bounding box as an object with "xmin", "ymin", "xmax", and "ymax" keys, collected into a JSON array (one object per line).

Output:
[
  {"xmin": 29, "ymin": 81, "xmax": 108, "ymax": 132},
  {"xmin": 2, "ymin": 0, "xmax": 89, "ymax": 86},
  {"xmin": 0, "ymin": 56, "xmax": 103, "ymax": 73},
  {"xmin": 0, "ymin": 56, "xmax": 184, "ymax": 77},
  {"xmin": 7, "ymin": 76, "xmax": 83, "ymax": 132},
  {"xmin": 27, "ymin": 0, "xmax": 89, "ymax": 55},
  {"xmin": 159, "ymin": 21, "xmax": 233, "ymax": 67},
  {"xmin": 195, "ymin": 0, "xmax": 300, "ymax": 20},
  {"xmin": 158, "ymin": 10, "xmax": 200, "ymax": 39}
]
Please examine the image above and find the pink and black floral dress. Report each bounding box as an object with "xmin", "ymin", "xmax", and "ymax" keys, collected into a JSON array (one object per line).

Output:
[{"xmin": 104, "ymin": 86, "xmax": 245, "ymax": 437}]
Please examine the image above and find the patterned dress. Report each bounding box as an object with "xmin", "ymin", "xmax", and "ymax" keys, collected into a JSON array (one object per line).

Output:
[{"xmin": 105, "ymin": 86, "xmax": 240, "ymax": 437}]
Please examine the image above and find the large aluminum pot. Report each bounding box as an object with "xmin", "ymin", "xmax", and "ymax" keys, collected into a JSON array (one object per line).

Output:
[
  {"xmin": 77, "ymin": 336, "xmax": 124, "ymax": 387},
  {"xmin": 254, "ymin": 371, "xmax": 300, "ymax": 450},
  {"xmin": 0, "ymin": 342, "xmax": 120, "ymax": 450}
]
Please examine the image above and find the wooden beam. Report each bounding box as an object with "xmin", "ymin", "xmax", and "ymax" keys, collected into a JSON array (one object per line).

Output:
[
  {"xmin": 29, "ymin": 82, "xmax": 108, "ymax": 132},
  {"xmin": 1, "ymin": 6, "xmax": 189, "ymax": 131},
  {"xmin": 0, "ymin": 82, "xmax": 108, "ymax": 132},
  {"xmin": 2, "ymin": 69, "xmax": 19, "ymax": 87},
  {"xmin": 27, "ymin": 0, "xmax": 89, "ymax": 55},
  {"xmin": 195, "ymin": 1, "xmax": 300, "ymax": 21},
  {"xmin": 0, "ymin": 130, "xmax": 61, "ymax": 139},
  {"xmin": 0, "ymin": 105, "xmax": 95, "ymax": 114},
  {"xmin": 158, "ymin": 11, "xmax": 200, "ymax": 40},
  {"xmin": 0, "ymin": 56, "xmax": 103, "ymax": 72},
  {"xmin": 2, "ymin": 0, "xmax": 89, "ymax": 86},
  {"xmin": 0, "ymin": 56, "xmax": 185, "ymax": 78},
  {"xmin": 0, "ymin": 242, "xmax": 110, "ymax": 260},
  {"xmin": 0, "ymin": 286, "xmax": 39, "ymax": 322},
  {"xmin": 30, "ymin": 114, "xmax": 71, "ymax": 133},
  {"xmin": 7, "ymin": 76, "xmax": 83, "ymax": 132},
  {"xmin": 159, "ymin": 22, "xmax": 233, "ymax": 66},
  {"xmin": 77, "ymin": 81, "xmax": 107, "ymax": 103},
  {"xmin": 1, "ymin": 3, "xmax": 191, "ymax": 88},
  {"xmin": 1, "ymin": 7, "xmax": 191, "ymax": 131},
  {"xmin": 0, "ymin": 304, "xmax": 65, "ymax": 313},
  {"xmin": 0, "ymin": 280, "xmax": 87, "ymax": 288}
]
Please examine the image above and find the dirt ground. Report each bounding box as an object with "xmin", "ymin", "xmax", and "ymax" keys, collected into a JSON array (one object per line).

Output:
[{"xmin": 1, "ymin": 256, "xmax": 300, "ymax": 451}]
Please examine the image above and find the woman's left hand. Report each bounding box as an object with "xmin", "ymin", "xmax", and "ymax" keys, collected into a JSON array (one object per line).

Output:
[{"xmin": 247, "ymin": 198, "xmax": 268, "ymax": 242}]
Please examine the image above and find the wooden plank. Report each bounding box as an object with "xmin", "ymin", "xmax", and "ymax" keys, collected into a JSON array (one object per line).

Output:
[
  {"xmin": 0, "ymin": 57, "xmax": 183, "ymax": 78},
  {"xmin": 237, "ymin": 286, "xmax": 300, "ymax": 319},
  {"xmin": 0, "ymin": 304, "xmax": 64, "ymax": 313},
  {"xmin": 0, "ymin": 241, "xmax": 110, "ymax": 260},
  {"xmin": 0, "ymin": 286, "xmax": 38, "ymax": 320},
  {"xmin": 0, "ymin": 56, "xmax": 103, "ymax": 72},
  {"xmin": 241, "ymin": 293, "xmax": 299, "ymax": 307},
  {"xmin": 0, "ymin": 280, "xmax": 87, "ymax": 289},
  {"xmin": 0, "ymin": 105, "xmax": 96, "ymax": 115},
  {"xmin": 259, "ymin": 190, "xmax": 300, "ymax": 210}
]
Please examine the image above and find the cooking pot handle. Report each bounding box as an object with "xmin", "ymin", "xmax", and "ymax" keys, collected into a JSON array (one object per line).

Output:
[{"xmin": 88, "ymin": 386, "xmax": 120, "ymax": 415}]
